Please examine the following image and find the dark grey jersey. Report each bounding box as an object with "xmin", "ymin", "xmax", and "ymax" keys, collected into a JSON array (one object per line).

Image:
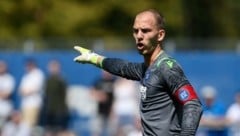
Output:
[{"xmin": 102, "ymin": 52, "xmax": 202, "ymax": 136}]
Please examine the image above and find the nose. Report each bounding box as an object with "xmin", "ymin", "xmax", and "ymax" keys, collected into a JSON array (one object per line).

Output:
[{"xmin": 136, "ymin": 30, "xmax": 143, "ymax": 41}]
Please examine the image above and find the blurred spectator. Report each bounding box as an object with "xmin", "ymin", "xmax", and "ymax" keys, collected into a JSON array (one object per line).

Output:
[
  {"xmin": 127, "ymin": 117, "xmax": 142, "ymax": 136},
  {"xmin": 112, "ymin": 78, "xmax": 139, "ymax": 136},
  {"xmin": 90, "ymin": 70, "xmax": 115, "ymax": 136},
  {"xmin": 18, "ymin": 58, "xmax": 45, "ymax": 128},
  {"xmin": 0, "ymin": 60, "xmax": 15, "ymax": 130},
  {"xmin": 198, "ymin": 85, "xmax": 228, "ymax": 136},
  {"xmin": 41, "ymin": 59, "xmax": 69, "ymax": 136},
  {"xmin": 1, "ymin": 110, "xmax": 31, "ymax": 136},
  {"xmin": 226, "ymin": 90, "xmax": 240, "ymax": 136}
]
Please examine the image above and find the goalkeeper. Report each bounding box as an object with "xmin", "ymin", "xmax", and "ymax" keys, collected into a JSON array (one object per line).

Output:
[{"xmin": 74, "ymin": 9, "xmax": 203, "ymax": 136}]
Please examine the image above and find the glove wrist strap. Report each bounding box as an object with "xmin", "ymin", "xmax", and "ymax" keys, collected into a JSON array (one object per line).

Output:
[{"xmin": 89, "ymin": 53, "xmax": 104, "ymax": 68}]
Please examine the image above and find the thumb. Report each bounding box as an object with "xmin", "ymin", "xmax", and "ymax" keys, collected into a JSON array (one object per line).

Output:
[
  {"xmin": 74, "ymin": 55, "xmax": 87, "ymax": 62},
  {"xmin": 74, "ymin": 46, "xmax": 91, "ymax": 54}
]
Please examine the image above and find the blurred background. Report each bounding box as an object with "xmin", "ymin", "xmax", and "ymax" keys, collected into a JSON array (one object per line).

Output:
[{"xmin": 0, "ymin": 0, "xmax": 240, "ymax": 136}]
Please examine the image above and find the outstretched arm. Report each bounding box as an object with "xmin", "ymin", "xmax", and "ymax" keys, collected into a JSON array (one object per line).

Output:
[{"xmin": 73, "ymin": 46, "xmax": 144, "ymax": 80}]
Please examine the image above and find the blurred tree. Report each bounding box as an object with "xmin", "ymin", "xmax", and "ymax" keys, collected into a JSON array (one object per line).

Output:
[
  {"xmin": 182, "ymin": 0, "xmax": 216, "ymax": 38},
  {"xmin": 0, "ymin": 0, "xmax": 240, "ymax": 50}
]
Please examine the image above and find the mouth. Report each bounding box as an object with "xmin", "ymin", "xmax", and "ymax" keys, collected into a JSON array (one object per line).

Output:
[{"xmin": 137, "ymin": 43, "xmax": 144, "ymax": 50}]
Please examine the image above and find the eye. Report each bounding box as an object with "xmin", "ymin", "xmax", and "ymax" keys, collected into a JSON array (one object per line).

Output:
[
  {"xmin": 133, "ymin": 28, "xmax": 138, "ymax": 34},
  {"xmin": 141, "ymin": 28, "xmax": 151, "ymax": 33}
]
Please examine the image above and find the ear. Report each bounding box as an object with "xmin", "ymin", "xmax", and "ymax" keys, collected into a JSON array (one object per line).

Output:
[{"xmin": 158, "ymin": 29, "xmax": 165, "ymax": 42}]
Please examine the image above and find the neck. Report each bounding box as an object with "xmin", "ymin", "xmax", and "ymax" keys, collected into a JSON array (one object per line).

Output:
[{"xmin": 144, "ymin": 46, "xmax": 163, "ymax": 66}]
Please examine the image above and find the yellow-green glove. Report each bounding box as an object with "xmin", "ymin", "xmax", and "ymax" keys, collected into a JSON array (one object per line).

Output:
[{"xmin": 73, "ymin": 46, "xmax": 104, "ymax": 67}]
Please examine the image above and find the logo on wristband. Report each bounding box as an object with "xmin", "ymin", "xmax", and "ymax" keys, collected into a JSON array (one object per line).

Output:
[{"xmin": 179, "ymin": 90, "xmax": 189, "ymax": 101}]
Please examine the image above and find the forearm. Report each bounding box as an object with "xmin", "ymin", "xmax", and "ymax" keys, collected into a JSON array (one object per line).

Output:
[
  {"xmin": 102, "ymin": 58, "xmax": 142, "ymax": 80},
  {"xmin": 73, "ymin": 46, "xmax": 142, "ymax": 80},
  {"xmin": 180, "ymin": 100, "xmax": 203, "ymax": 136},
  {"xmin": 102, "ymin": 58, "xmax": 129, "ymax": 76}
]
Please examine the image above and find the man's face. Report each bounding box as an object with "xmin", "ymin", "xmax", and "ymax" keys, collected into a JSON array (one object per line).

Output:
[{"xmin": 133, "ymin": 12, "xmax": 163, "ymax": 55}]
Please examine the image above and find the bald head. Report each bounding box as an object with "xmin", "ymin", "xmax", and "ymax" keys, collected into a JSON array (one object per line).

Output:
[{"xmin": 136, "ymin": 9, "xmax": 165, "ymax": 29}]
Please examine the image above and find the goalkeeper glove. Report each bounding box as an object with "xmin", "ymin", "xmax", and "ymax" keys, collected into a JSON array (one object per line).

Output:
[{"xmin": 73, "ymin": 46, "xmax": 104, "ymax": 67}]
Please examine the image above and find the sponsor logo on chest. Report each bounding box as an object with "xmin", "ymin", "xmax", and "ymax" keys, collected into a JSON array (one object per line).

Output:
[{"xmin": 139, "ymin": 84, "xmax": 147, "ymax": 100}]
